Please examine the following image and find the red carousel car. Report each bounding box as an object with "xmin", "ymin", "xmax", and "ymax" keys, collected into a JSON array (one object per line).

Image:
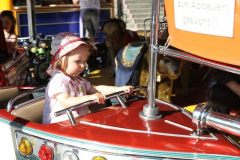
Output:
[
  {"xmin": 0, "ymin": 18, "xmax": 32, "ymax": 111},
  {"xmin": 0, "ymin": 0, "xmax": 240, "ymax": 160},
  {"xmin": 0, "ymin": 19, "xmax": 29, "ymax": 87}
]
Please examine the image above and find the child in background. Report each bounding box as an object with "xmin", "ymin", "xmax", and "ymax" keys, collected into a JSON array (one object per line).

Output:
[
  {"xmin": 0, "ymin": 10, "xmax": 17, "ymax": 55},
  {"xmin": 43, "ymin": 32, "xmax": 133, "ymax": 124}
]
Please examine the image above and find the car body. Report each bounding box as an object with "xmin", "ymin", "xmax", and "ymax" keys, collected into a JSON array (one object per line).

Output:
[{"xmin": 0, "ymin": 0, "xmax": 240, "ymax": 160}]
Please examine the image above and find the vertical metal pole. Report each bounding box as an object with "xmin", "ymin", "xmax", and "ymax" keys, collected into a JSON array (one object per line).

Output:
[
  {"xmin": 117, "ymin": 0, "xmax": 123, "ymax": 20},
  {"xmin": 26, "ymin": 0, "xmax": 37, "ymax": 42},
  {"xmin": 139, "ymin": 0, "xmax": 162, "ymax": 120},
  {"xmin": 148, "ymin": 0, "xmax": 159, "ymax": 108}
]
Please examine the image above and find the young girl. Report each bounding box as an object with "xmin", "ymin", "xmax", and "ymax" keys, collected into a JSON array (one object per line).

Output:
[
  {"xmin": 43, "ymin": 32, "xmax": 133, "ymax": 124},
  {"xmin": 0, "ymin": 10, "xmax": 17, "ymax": 55}
]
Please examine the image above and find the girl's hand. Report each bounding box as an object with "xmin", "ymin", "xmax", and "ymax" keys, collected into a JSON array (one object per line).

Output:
[
  {"xmin": 91, "ymin": 92, "xmax": 106, "ymax": 104},
  {"xmin": 122, "ymin": 86, "xmax": 134, "ymax": 98},
  {"xmin": 122, "ymin": 86, "xmax": 134, "ymax": 93}
]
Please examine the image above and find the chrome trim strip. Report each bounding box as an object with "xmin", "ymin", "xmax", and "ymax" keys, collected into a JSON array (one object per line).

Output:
[
  {"xmin": 11, "ymin": 96, "xmax": 45, "ymax": 115},
  {"xmin": 165, "ymin": 120, "xmax": 193, "ymax": 132},
  {"xmin": 2, "ymin": 51, "xmax": 27, "ymax": 71},
  {"xmin": 8, "ymin": 61, "xmax": 29, "ymax": 85},
  {"xmin": 221, "ymin": 132, "xmax": 240, "ymax": 150},
  {"xmin": 7, "ymin": 56, "xmax": 28, "ymax": 79},
  {"xmin": 80, "ymin": 121, "xmax": 217, "ymax": 140},
  {"xmin": 155, "ymin": 98, "xmax": 193, "ymax": 119},
  {"xmin": 7, "ymin": 86, "xmax": 46, "ymax": 112},
  {"xmin": 163, "ymin": 48, "xmax": 240, "ymax": 75}
]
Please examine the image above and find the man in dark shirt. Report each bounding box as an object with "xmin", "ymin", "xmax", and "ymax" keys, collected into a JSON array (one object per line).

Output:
[{"xmin": 209, "ymin": 69, "xmax": 240, "ymax": 115}]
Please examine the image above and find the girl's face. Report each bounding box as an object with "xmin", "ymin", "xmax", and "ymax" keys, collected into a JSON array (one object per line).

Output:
[
  {"xmin": 65, "ymin": 46, "xmax": 89, "ymax": 78},
  {"xmin": 1, "ymin": 16, "xmax": 13, "ymax": 34}
]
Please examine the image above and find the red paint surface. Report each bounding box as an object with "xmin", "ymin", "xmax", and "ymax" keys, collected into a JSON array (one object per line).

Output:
[{"xmin": 1, "ymin": 100, "xmax": 240, "ymax": 157}]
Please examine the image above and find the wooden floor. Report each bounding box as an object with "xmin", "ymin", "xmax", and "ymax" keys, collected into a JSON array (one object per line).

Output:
[{"xmin": 85, "ymin": 66, "xmax": 115, "ymax": 86}]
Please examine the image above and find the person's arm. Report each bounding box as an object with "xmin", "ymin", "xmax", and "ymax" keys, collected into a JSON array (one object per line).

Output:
[
  {"xmin": 4, "ymin": 32, "xmax": 17, "ymax": 55},
  {"xmin": 56, "ymin": 91, "xmax": 106, "ymax": 108},
  {"xmin": 8, "ymin": 35, "xmax": 17, "ymax": 55},
  {"xmin": 89, "ymin": 85, "xmax": 134, "ymax": 95},
  {"xmin": 215, "ymin": 70, "xmax": 240, "ymax": 96},
  {"xmin": 72, "ymin": 0, "xmax": 79, "ymax": 5},
  {"xmin": 225, "ymin": 81, "xmax": 240, "ymax": 96},
  {"xmin": 227, "ymin": 81, "xmax": 240, "ymax": 116},
  {"xmin": 56, "ymin": 84, "xmax": 133, "ymax": 108}
]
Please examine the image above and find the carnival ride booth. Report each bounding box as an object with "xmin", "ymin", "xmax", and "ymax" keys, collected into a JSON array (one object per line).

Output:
[{"xmin": 11, "ymin": 0, "xmax": 113, "ymax": 38}]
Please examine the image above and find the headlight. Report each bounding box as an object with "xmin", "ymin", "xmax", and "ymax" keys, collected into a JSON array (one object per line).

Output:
[
  {"xmin": 18, "ymin": 138, "xmax": 33, "ymax": 155},
  {"xmin": 38, "ymin": 144, "xmax": 53, "ymax": 160},
  {"xmin": 63, "ymin": 151, "xmax": 79, "ymax": 160},
  {"xmin": 92, "ymin": 156, "xmax": 107, "ymax": 160}
]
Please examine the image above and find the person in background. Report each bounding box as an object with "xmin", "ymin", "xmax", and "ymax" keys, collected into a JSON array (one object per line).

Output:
[
  {"xmin": 72, "ymin": 0, "xmax": 100, "ymax": 46},
  {"xmin": 208, "ymin": 69, "xmax": 240, "ymax": 116},
  {"xmin": 43, "ymin": 32, "xmax": 133, "ymax": 124},
  {"xmin": 0, "ymin": 10, "xmax": 17, "ymax": 55}
]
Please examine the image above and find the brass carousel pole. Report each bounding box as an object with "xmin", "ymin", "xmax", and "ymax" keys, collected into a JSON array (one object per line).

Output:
[{"xmin": 139, "ymin": 0, "xmax": 162, "ymax": 120}]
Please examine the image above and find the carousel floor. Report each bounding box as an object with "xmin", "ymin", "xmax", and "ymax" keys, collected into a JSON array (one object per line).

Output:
[{"xmin": 85, "ymin": 66, "xmax": 115, "ymax": 86}]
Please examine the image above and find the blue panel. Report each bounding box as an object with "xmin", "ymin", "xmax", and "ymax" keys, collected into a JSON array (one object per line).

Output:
[
  {"xmin": 19, "ymin": 14, "xmax": 28, "ymax": 25},
  {"xmin": 19, "ymin": 9, "xmax": 109, "ymax": 25},
  {"xmin": 37, "ymin": 23, "xmax": 80, "ymax": 35},
  {"xmin": 20, "ymin": 26, "xmax": 29, "ymax": 37},
  {"xmin": 100, "ymin": 10, "xmax": 111, "ymax": 20},
  {"xmin": 35, "ymin": 11, "xmax": 79, "ymax": 24},
  {"xmin": 19, "ymin": 11, "xmax": 80, "ymax": 25},
  {"xmin": 20, "ymin": 23, "xmax": 80, "ymax": 37},
  {"xmin": 21, "ymin": 26, "xmax": 104, "ymax": 42}
]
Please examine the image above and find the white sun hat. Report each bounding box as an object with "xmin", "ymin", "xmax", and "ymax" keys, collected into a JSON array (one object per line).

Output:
[{"xmin": 46, "ymin": 32, "xmax": 88, "ymax": 76}]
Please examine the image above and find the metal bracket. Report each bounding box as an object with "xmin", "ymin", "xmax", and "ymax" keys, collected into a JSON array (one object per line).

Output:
[
  {"xmin": 67, "ymin": 110, "xmax": 76, "ymax": 126},
  {"xmin": 151, "ymin": 44, "xmax": 163, "ymax": 54},
  {"xmin": 163, "ymin": 38, "xmax": 170, "ymax": 51},
  {"xmin": 192, "ymin": 103, "xmax": 212, "ymax": 136},
  {"xmin": 116, "ymin": 95, "xmax": 127, "ymax": 108},
  {"xmin": 151, "ymin": 38, "xmax": 170, "ymax": 55}
]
